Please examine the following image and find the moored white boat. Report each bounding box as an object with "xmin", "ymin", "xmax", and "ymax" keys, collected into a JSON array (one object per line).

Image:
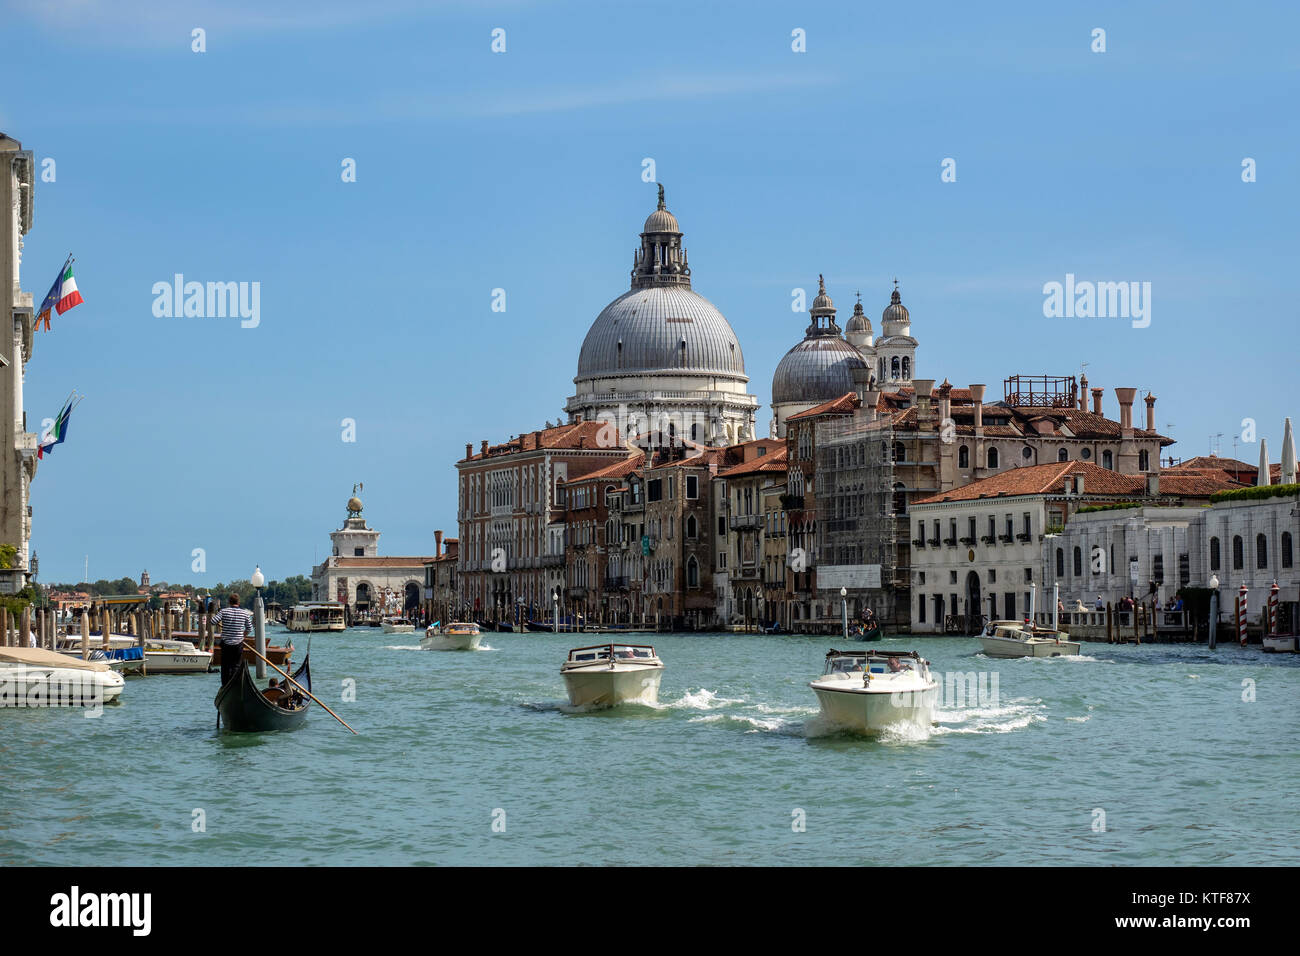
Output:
[
  {"xmin": 421, "ymin": 622, "xmax": 482, "ymax": 651},
  {"xmin": 0, "ymin": 646, "xmax": 125, "ymax": 706},
  {"xmin": 809, "ymin": 649, "xmax": 937, "ymax": 734},
  {"xmin": 381, "ymin": 618, "xmax": 416, "ymax": 634},
  {"xmin": 980, "ymin": 620, "xmax": 1081, "ymax": 658},
  {"xmin": 60, "ymin": 634, "xmax": 212, "ymax": 674},
  {"xmin": 560, "ymin": 643, "xmax": 663, "ymax": 708},
  {"xmin": 1262, "ymin": 633, "xmax": 1298, "ymax": 653}
]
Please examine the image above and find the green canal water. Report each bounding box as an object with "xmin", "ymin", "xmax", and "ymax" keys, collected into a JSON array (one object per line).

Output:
[{"xmin": 2, "ymin": 628, "xmax": 1297, "ymax": 866}]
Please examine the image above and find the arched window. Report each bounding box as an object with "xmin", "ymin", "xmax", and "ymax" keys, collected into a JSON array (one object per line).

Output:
[
  {"xmin": 686, "ymin": 555, "xmax": 699, "ymax": 588},
  {"xmin": 1232, "ymin": 535, "xmax": 1244, "ymax": 570},
  {"xmin": 1058, "ymin": 448, "xmax": 1069, "ymax": 462},
  {"xmin": 901, "ymin": 356, "xmax": 910, "ymax": 379},
  {"xmin": 893, "ymin": 483, "xmax": 907, "ymax": 514},
  {"xmin": 958, "ymin": 445, "xmax": 969, "ymax": 469},
  {"xmin": 1073, "ymin": 547, "xmax": 1082, "ymax": 577},
  {"xmin": 878, "ymin": 357, "xmax": 885, "ymax": 381},
  {"xmin": 1138, "ymin": 450, "xmax": 1149, "ymax": 471},
  {"xmin": 1284, "ymin": 532, "xmax": 1293, "ymax": 569},
  {"xmin": 1209, "ymin": 536, "xmax": 1220, "ymax": 570},
  {"xmin": 1257, "ymin": 533, "xmax": 1268, "ymax": 569},
  {"xmin": 686, "ymin": 514, "xmax": 698, "ymax": 539},
  {"xmin": 1056, "ymin": 548, "xmax": 1065, "ymax": 577},
  {"xmin": 1102, "ymin": 450, "xmax": 1114, "ymax": 470},
  {"xmin": 891, "ymin": 356, "xmax": 900, "ymax": 379},
  {"xmin": 892, "ymin": 441, "xmax": 906, "ymax": 462},
  {"xmin": 987, "ymin": 447, "xmax": 999, "ymax": 469}
]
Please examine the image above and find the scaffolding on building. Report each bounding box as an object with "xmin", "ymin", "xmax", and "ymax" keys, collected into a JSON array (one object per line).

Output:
[{"xmin": 813, "ymin": 415, "xmax": 898, "ymax": 630}]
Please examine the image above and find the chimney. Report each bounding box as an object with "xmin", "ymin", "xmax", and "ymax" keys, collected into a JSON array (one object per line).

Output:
[
  {"xmin": 1063, "ymin": 476, "xmax": 1074, "ymax": 496},
  {"xmin": 914, "ymin": 378, "xmax": 935, "ymax": 409},
  {"xmin": 435, "ymin": 529, "xmax": 443, "ymax": 557},
  {"xmin": 1144, "ymin": 393, "xmax": 1156, "ymax": 432},
  {"xmin": 1078, "ymin": 374, "xmax": 1089, "ymax": 411},
  {"xmin": 864, "ymin": 390, "xmax": 882, "ymax": 422},
  {"xmin": 1074, "ymin": 473, "xmax": 1085, "ymax": 497},
  {"xmin": 466, "ymin": 442, "xmax": 473, "ymax": 459},
  {"xmin": 1146, "ymin": 472, "xmax": 1159, "ymax": 496},
  {"xmin": 1091, "ymin": 387, "xmax": 1103, "ymax": 416},
  {"xmin": 1114, "ymin": 388, "xmax": 1137, "ymax": 434},
  {"xmin": 970, "ymin": 384, "xmax": 986, "ymax": 432},
  {"xmin": 481, "ymin": 439, "xmax": 489, "ymax": 456}
]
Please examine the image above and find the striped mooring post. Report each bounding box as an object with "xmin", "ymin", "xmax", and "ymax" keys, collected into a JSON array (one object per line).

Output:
[
  {"xmin": 1237, "ymin": 583, "xmax": 1249, "ymax": 647},
  {"xmin": 1268, "ymin": 581, "xmax": 1280, "ymax": 636}
]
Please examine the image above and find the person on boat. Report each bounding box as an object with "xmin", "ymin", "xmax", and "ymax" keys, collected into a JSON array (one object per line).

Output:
[{"xmin": 211, "ymin": 593, "xmax": 255, "ymax": 686}]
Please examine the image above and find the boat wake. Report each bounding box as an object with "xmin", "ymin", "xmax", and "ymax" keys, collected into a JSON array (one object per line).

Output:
[
  {"xmin": 687, "ymin": 712, "xmax": 806, "ymax": 736},
  {"xmin": 933, "ymin": 697, "xmax": 1047, "ymax": 735},
  {"xmin": 658, "ymin": 688, "xmax": 745, "ymax": 711},
  {"xmin": 382, "ymin": 644, "xmax": 422, "ymax": 651}
]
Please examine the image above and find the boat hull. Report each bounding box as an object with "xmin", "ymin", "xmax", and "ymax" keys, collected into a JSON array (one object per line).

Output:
[
  {"xmin": 561, "ymin": 665, "xmax": 663, "ymax": 708},
  {"xmin": 980, "ymin": 635, "xmax": 1081, "ymax": 658},
  {"xmin": 810, "ymin": 681, "xmax": 937, "ymax": 734},
  {"xmin": 0, "ymin": 664, "xmax": 125, "ymax": 707},
  {"xmin": 382, "ymin": 623, "xmax": 415, "ymax": 634},
  {"xmin": 421, "ymin": 630, "xmax": 483, "ymax": 651},
  {"xmin": 215, "ymin": 657, "xmax": 311, "ymax": 733},
  {"xmin": 1262, "ymin": 634, "xmax": 1298, "ymax": 653}
]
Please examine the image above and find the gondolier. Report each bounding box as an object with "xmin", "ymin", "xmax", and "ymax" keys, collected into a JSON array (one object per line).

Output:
[{"xmin": 211, "ymin": 593, "xmax": 254, "ymax": 686}]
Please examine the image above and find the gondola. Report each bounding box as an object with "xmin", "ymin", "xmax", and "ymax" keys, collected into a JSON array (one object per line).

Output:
[{"xmin": 214, "ymin": 655, "xmax": 311, "ymax": 733}]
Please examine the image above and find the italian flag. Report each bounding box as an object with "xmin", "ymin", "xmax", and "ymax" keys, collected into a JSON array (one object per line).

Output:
[{"xmin": 35, "ymin": 257, "xmax": 85, "ymax": 330}]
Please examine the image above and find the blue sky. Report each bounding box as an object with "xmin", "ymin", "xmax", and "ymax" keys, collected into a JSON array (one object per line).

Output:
[{"xmin": 3, "ymin": 0, "xmax": 1296, "ymax": 586}]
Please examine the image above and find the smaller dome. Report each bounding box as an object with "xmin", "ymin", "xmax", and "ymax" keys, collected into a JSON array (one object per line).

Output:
[
  {"xmin": 811, "ymin": 274, "xmax": 834, "ymax": 313},
  {"xmin": 642, "ymin": 183, "xmax": 680, "ymax": 234},
  {"xmin": 846, "ymin": 298, "xmax": 872, "ymax": 334},
  {"xmin": 882, "ymin": 283, "xmax": 910, "ymax": 329}
]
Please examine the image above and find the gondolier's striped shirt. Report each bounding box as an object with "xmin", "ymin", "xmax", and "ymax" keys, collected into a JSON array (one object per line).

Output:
[{"xmin": 211, "ymin": 606, "xmax": 254, "ymax": 645}]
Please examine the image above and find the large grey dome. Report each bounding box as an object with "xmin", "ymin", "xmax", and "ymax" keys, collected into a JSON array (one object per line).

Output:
[
  {"xmin": 772, "ymin": 335, "xmax": 866, "ymax": 405},
  {"xmin": 576, "ymin": 286, "xmax": 747, "ymax": 381}
]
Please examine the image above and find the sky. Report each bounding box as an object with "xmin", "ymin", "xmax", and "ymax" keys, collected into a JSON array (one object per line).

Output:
[{"xmin": 3, "ymin": 0, "xmax": 1297, "ymax": 587}]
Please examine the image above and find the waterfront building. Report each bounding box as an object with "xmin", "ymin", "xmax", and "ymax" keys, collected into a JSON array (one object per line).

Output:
[
  {"xmin": 1203, "ymin": 483, "xmax": 1300, "ymax": 630},
  {"xmin": 421, "ymin": 531, "xmax": 459, "ymax": 622},
  {"xmin": 0, "ymin": 133, "xmax": 38, "ymax": 595},
  {"xmin": 909, "ymin": 461, "xmax": 1240, "ymax": 633},
  {"xmin": 639, "ymin": 446, "xmax": 724, "ymax": 629},
  {"xmin": 712, "ymin": 439, "xmax": 785, "ymax": 627},
  {"xmin": 565, "ymin": 186, "xmax": 759, "ymax": 446},
  {"xmin": 456, "ymin": 421, "xmax": 630, "ymax": 621},
  {"xmin": 557, "ymin": 451, "xmax": 643, "ymax": 625},
  {"xmin": 311, "ymin": 492, "xmax": 432, "ymax": 620}
]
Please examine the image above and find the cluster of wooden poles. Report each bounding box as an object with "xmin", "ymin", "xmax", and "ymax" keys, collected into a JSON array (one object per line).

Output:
[{"xmin": 0, "ymin": 604, "xmax": 224, "ymax": 656}]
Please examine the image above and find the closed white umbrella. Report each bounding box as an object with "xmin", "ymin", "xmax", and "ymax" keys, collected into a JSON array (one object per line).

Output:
[
  {"xmin": 1257, "ymin": 437, "xmax": 1270, "ymax": 486},
  {"xmin": 1282, "ymin": 417, "xmax": 1297, "ymax": 485}
]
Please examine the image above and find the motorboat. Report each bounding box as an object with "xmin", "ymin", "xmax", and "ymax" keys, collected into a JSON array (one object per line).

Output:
[
  {"xmin": 57, "ymin": 632, "xmax": 212, "ymax": 674},
  {"xmin": 560, "ymin": 643, "xmax": 664, "ymax": 708},
  {"xmin": 286, "ymin": 603, "xmax": 347, "ymax": 632},
  {"xmin": 0, "ymin": 646, "xmax": 125, "ymax": 707},
  {"xmin": 808, "ymin": 649, "xmax": 937, "ymax": 734},
  {"xmin": 381, "ymin": 618, "xmax": 416, "ymax": 634},
  {"xmin": 980, "ymin": 620, "xmax": 1081, "ymax": 658},
  {"xmin": 1263, "ymin": 633, "xmax": 1298, "ymax": 653},
  {"xmin": 421, "ymin": 621, "xmax": 482, "ymax": 651}
]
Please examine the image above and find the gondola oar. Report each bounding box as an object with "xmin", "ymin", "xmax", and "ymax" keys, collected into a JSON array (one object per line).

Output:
[{"xmin": 244, "ymin": 646, "xmax": 357, "ymax": 735}]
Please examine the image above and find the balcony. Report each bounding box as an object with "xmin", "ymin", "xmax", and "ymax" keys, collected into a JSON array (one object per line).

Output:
[
  {"xmin": 998, "ymin": 534, "xmax": 1014, "ymax": 543},
  {"xmin": 602, "ymin": 576, "xmax": 629, "ymax": 591},
  {"xmin": 927, "ymin": 537, "xmax": 941, "ymax": 547},
  {"xmin": 959, "ymin": 537, "xmax": 975, "ymax": 546},
  {"xmin": 943, "ymin": 537, "xmax": 957, "ymax": 547},
  {"xmin": 912, "ymin": 538, "xmax": 926, "ymax": 548},
  {"xmin": 1016, "ymin": 533, "xmax": 1033, "ymax": 542},
  {"xmin": 730, "ymin": 514, "xmax": 763, "ymax": 530}
]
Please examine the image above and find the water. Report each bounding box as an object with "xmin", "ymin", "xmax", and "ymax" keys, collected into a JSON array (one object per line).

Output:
[{"xmin": 2, "ymin": 628, "xmax": 1298, "ymax": 865}]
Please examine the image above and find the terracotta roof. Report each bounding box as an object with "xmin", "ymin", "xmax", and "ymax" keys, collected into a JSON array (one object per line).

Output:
[
  {"xmin": 461, "ymin": 421, "xmax": 618, "ymax": 462},
  {"xmin": 787, "ymin": 392, "xmax": 860, "ymax": 422},
  {"xmin": 334, "ymin": 557, "xmax": 435, "ymax": 568},
  {"xmin": 1158, "ymin": 473, "xmax": 1245, "ymax": 497},
  {"xmin": 916, "ymin": 460, "xmax": 1240, "ymax": 505},
  {"xmin": 561, "ymin": 451, "xmax": 645, "ymax": 484},
  {"xmin": 716, "ymin": 446, "xmax": 788, "ymax": 478}
]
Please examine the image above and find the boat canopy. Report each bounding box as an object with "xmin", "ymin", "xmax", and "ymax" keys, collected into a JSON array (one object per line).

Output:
[
  {"xmin": 566, "ymin": 643, "xmax": 658, "ymax": 663},
  {"xmin": 0, "ymin": 646, "xmax": 112, "ymax": 672}
]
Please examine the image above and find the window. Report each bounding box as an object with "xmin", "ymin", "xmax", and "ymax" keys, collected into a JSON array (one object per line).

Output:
[
  {"xmin": 949, "ymin": 570, "xmax": 958, "ymax": 584},
  {"xmin": 1004, "ymin": 592, "xmax": 1016, "ymax": 619},
  {"xmin": 718, "ymin": 516, "xmax": 726, "ymax": 536},
  {"xmin": 1139, "ymin": 450, "xmax": 1149, "ymax": 471},
  {"xmin": 959, "ymin": 445, "xmax": 970, "ymax": 469},
  {"xmin": 717, "ymin": 553, "xmax": 727, "ymax": 570},
  {"xmin": 917, "ymin": 595, "xmax": 926, "ymax": 623},
  {"xmin": 1005, "ymin": 515, "xmax": 1014, "ymax": 538},
  {"xmin": 902, "ymin": 356, "xmax": 911, "ymax": 379},
  {"xmin": 1058, "ymin": 448, "xmax": 1069, "ymax": 462},
  {"xmin": 1081, "ymin": 447, "xmax": 1092, "ymax": 460},
  {"xmin": 686, "ymin": 475, "xmax": 698, "ymax": 499},
  {"xmin": 968, "ymin": 517, "xmax": 977, "ymax": 540},
  {"xmin": 1284, "ymin": 532, "xmax": 1293, "ymax": 569},
  {"xmin": 1021, "ymin": 446, "xmax": 1033, "ymax": 460},
  {"xmin": 1022, "ymin": 513, "xmax": 1031, "ymax": 537},
  {"xmin": 1257, "ymin": 533, "xmax": 1268, "ymax": 569},
  {"xmin": 687, "ymin": 556, "xmax": 699, "ymax": 588},
  {"xmin": 1102, "ymin": 450, "xmax": 1114, "ymax": 470},
  {"xmin": 1210, "ymin": 536, "xmax": 1220, "ymax": 571},
  {"xmin": 686, "ymin": 515, "xmax": 698, "ymax": 539},
  {"xmin": 1152, "ymin": 555, "xmax": 1163, "ymax": 583},
  {"xmin": 354, "ymin": 547, "xmax": 364, "ymax": 557},
  {"xmin": 987, "ymin": 447, "xmax": 999, "ymax": 469},
  {"xmin": 891, "ymin": 356, "xmax": 900, "ymax": 379},
  {"xmin": 892, "ymin": 441, "xmax": 906, "ymax": 462},
  {"xmin": 648, "ymin": 479, "xmax": 663, "ymax": 502},
  {"xmin": 1024, "ymin": 567, "xmax": 1033, "ymax": 583},
  {"xmin": 988, "ymin": 516, "xmax": 996, "ymax": 539},
  {"xmin": 894, "ymin": 483, "xmax": 908, "ymax": 514},
  {"xmin": 1056, "ymin": 548, "xmax": 1065, "ymax": 577},
  {"xmin": 1233, "ymin": 535, "xmax": 1244, "ymax": 570},
  {"xmin": 1073, "ymin": 547, "xmax": 1083, "ymax": 576},
  {"xmin": 989, "ymin": 569, "xmax": 997, "ymax": 583}
]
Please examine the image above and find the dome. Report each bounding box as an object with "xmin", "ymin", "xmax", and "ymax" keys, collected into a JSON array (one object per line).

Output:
[
  {"xmin": 576, "ymin": 286, "xmax": 747, "ymax": 381},
  {"xmin": 772, "ymin": 335, "xmax": 867, "ymax": 405},
  {"xmin": 881, "ymin": 284, "xmax": 910, "ymax": 332},
  {"xmin": 347, "ymin": 496, "xmax": 363, "ymax": 514},
  {"xmin": 845, "ymin": 299, "xmax": 872, "ymax": 335},
  {"xmin": 643, "ymin": 207, "xmax": 680, "ymax": 234}
]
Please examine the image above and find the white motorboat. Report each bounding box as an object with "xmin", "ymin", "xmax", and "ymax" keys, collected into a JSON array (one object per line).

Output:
[
  {"xmin": 0, "ymin": 646, "xmax": 125, "ymax": 707},
  {"xmin": 809, "ymin": 649, "xmax": 938, "ymax": 734},
  {"xmin": 1263, "ymin": 633, "xmax": 1298, "ymax": 653},
  {"xmin": 980, "ymin": 620, "xmax": 1081, "ymax": 658},
  {"xmin": 286, "ymin": 603, "xmax": 347, "ymax": 632},
  {"xmin": 381, "ymin": 618, "xmax": 416, "ymax": 634},
  {"xmin": 560, "ymin": 643, "xmax": 664, "ymax": 708},
  {"xmin": 421, "ymin": 622, "xmax": 482, "ymax": 651},
  {"xmin": 60, "ymin": 633, "xmax": 212, "ymax": 674}
]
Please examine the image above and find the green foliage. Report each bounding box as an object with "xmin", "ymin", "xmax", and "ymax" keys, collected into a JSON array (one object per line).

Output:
[
  {"xmin": 0, "ymin": 586, "xmax": 37, "ymax": 620},
  {"xmin": 1209, "ymin": 482, "xmax": 1300, "ymax": 505},
  {"xmin": 1076, "ymin": 502, "xmax": 1142, "ymax": 514},
  {"xmin": 1045, "ymin": 524, "xmax": 1065, "ymax": 535},
  {"xmin": 0, "ymin": 544, "xmax": 17, "ymax": 570}
]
